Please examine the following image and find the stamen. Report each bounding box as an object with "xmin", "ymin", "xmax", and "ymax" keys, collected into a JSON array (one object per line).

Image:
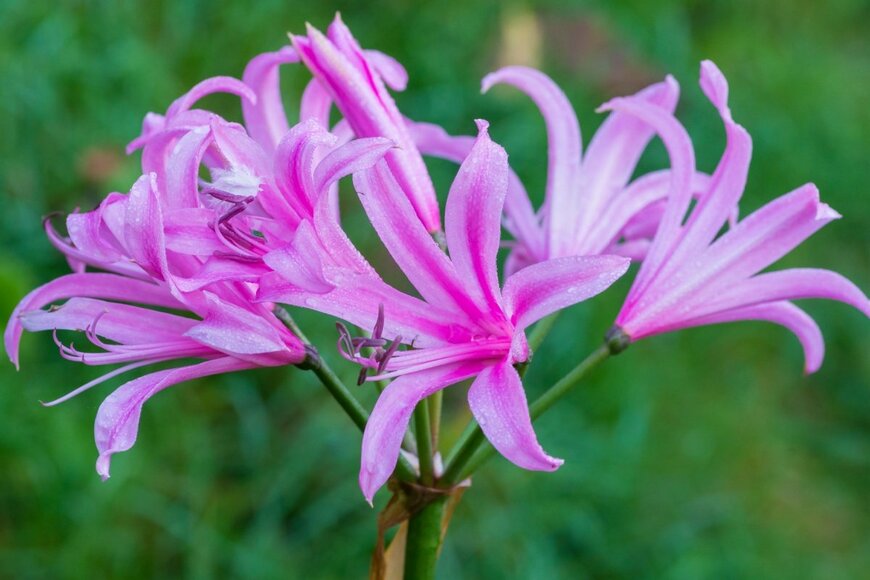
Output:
[{"xmin": 334, "ymin": 305, "xmax": 404, "ymax": 385}]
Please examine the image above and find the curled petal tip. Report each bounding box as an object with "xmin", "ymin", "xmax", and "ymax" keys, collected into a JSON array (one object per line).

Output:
[
  {"xmin": 595, "ymin": 96, "xmax": 622, "ymax": 114},
  {"xmin": 699, "ymin": 60, "xmax": 730, "ymax": 112},
  {"xmin": 480, "ymin": 71, "xmax": 498, "ymax": 94},
  {"xmin": 816, "ymin": 201, "xmax": 841, "ymax": 221},
  {"xmin": 96, "ymin": 454, "xmax": 111, "ymax": 481},
  {"xmin": 474, "ymin": 118, "xmax": 490, "ymax": 134}
]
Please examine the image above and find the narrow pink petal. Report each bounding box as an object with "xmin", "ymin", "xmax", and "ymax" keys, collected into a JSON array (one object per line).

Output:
[
  {"xmin": 274, "ymin": 119, "xmax": 338, "ymax": 220},
  {"xmin": 353, "ymin": 163, "xmax": 484, "ymax": 320},
  {"xmin": 159, "ymin": 126, "xmax": 213, "ymax": 209},
  {"xmin": 300, "ymin": 78, "xmax": 332, "ymax": 126},
  {"xmin": 185, "ymin": 293, "xmax": 291, "ymax": 356},
  {"xmin": 293, "ymin": 24, "xmax": 440, "ymax": 231},
  {"xmin": 482, "ymin": 66, "xmax": 581, "ymax": 257},
  {"xmin": 66, "ymin": 200, "xmax": 125, "ymax": 264},
  {"xmin": 364, "ymin": 50, "xmax": 408, "ymax": 90},
  {"xmin": 46, "ymin": 212, "xmax": 145, "ymax": 279},
  {"xmin": 171, "ymin": 256, "xmax": 266, "ymax": 293},
  {"xmin": 698, "ymin": 268, "xmax": 870, "ymax": 319},
  {"xmin": 164, "ymin": 76, "xmax": 256, "ymax": 120},
  {"xmin": 262, "ymin": 222, "xmax": 335, "ymax": 294},
  {"xmin": 598, "ymin": 95, "xmax": 696, "ymax": 297},
  {"xmin": 5, "ymin": 273, "xmax": 180, "ymax": 368},
  {"xmin": 591, "ymin": 169, "xmax": 711, "ymax": 255},
  {"xmin": 575, "ymin": 76, "xmax": 680, "ymax": 245},
  {"xmin": 444, "ymin": 120, "xmax": 509, "ymax": 315},
  {"xmin": 622, "ymin": 184, "xmax": 839, "ymax": 334},
  {"xmin": 241, "ymin": 47, "xmax": 299, "ymax": 152},
  {"xmin": 405, "ymin": 119, "xmax": 545, "ymax": 263},
  {"xmin": 701, "ymin": 184, "xmax": 837, "ymax": 284},
  {"xmin": 310, "ymin": 191, "xmax": 378, "ymax": 275},
  {"xmin": 359, "ymin": 362, "xmax": 486, "ymax": 502},
  {"xmin": 503, "ymin": 255, "xmax": 630, "ymax": 332},
  {"xmin": 313, "ymin": 137, "xmax": 394, "ymax": 195},
  {"xmin": 123, "ymin": 174, "xmax": 168, "ymax": 279},
  {"xmin": 95, "ymin": 357, "xmax": 253, "ymax": 480},
  {"xmin": 162, "ymin": 208, "xmax": 226, "ymax": 255},
  {"xmin": 665, "ymin": 61, "xmax": 752, "ymax": 265},
  {"xmin": 19, "ymin": 297, "xmax": 197, "ymax": 345},
  {"xmin": 468, "ymin": 360, "xmax": 563, "ymax": 471},
  {"xmin": 681, "ymin": 301, "xmax": 825, "ymax": 374}
]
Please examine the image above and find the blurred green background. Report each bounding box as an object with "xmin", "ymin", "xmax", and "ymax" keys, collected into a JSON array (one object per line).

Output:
[{"xmin": 1, "ymin": 0, "xmax": 868, "ymax": 578}]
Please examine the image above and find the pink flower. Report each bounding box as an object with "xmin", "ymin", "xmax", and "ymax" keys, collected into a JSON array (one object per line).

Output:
[
  {"xmin": 290, "ymin": 15, "xmax": 442, "ymax": 233},
  {"xmin": 479, "ymin": 66, "xmax": 713, "ymax": 275},
  {"xmin": 608, "ymin": 61, "xmax": 870, "ymax": 371},
  {"xmin": 6, "ymin": 74, "xmax": 393, "ymax": 478},
  {"xmin": 260, "ymin": 121, "xmax": 630, "ymax": 502},
  {"xmin": 6, "ymin": 174, "xmax": 305, "ymax": 479}
]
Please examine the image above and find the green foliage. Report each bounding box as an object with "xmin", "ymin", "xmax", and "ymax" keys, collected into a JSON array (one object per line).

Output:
[{"xmin": 1, "ymin": 1, "xmax": 867, "ymax": 578}]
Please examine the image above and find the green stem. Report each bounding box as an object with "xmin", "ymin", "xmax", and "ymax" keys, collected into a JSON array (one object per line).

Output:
[
  {"xmin": 428, "ymin": 390, "xmax": 442, "ymax": 450},
  {"xmin": 404, "ymin": 495, "xmax": 448, "ymax": 580},
  {"xmin": 414, "ymin": 398, "xmax": 434, "ymax": 486},
  {"xmin": 442, "ymin": 343, "xmax": 611, "ymax": 484},
  {"xmin": 529, "ymin": 343, "xmax": 610, "ymax": 418}
]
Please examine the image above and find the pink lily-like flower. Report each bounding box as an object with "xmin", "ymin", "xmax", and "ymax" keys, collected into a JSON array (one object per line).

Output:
[
  {"xmin": 290, "ymin": 15, "xmax": 442, "ymax": 233},
  {"xmin": 607, "ymin": 61, "xmax": 869, "ymax": 371},
  {"xmin": 479, "ymin": 66, "xmax": 713, "ymax": 274},
  {"xmin": 6, "ymin": 75, "xmax": 394, "ymax": 478},
  {"xmin": 260, "ymin": 121, "xmax": 631, "ymax": 502},
  {"xmin": 5, "ymin": 174, "xmax": 305, "ymax": 479}
]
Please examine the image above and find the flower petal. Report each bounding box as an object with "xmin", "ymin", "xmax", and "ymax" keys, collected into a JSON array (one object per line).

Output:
[
  {"xmin": 359, "ymin": 362, "xmax": 486, "ymax": 502},
  {"xmin": 503, "ymin": 255, "xmax": 630, "ymax": 332},
  {"xmin": 353, "ymin": 163, "xmax": 484, "ymax": 320},
  {"xmin": 697, "ymin": 268, "xmax": 870, "ymax": 319},
  {"xmin": 165, "ymin": 76, "xmax": 256, "ymax": 121},
  {"xmin": 5, "ymin": 273, "xmax": 180, "ymax": 368},
  {"xmin": 19, "ymin": 297, "xmax": 197, "ymax": 345},
  {"xmin": 241, "ymin": 47, "xmax": 299, "ymax": 152},
  {"xmin": 364, "ymin": 50, "xmax": 408, "ymax": 91},
  {"xmin": 680, "ymin": 301, "xmax": 825, "ymax": 374},
  {"xmin": 95, "ymin": 357, "xmax": 253, "ymax": 480},
  {"xmin": 185, "ymin": 293, "xmax": 294, "ymax": 357},
  {"xmin": 665, "ymin": 61, "xmax": 752, "ymax": 266},
  {"xmin": 591, "ymin": 169, "xmax": 711, "ymax": 255},
  {"xmin": 444, "ymin": 120, "xmax": 509, "ymax": 315},
  {"xmin": 300, "ymin": 77, "xmax": 332, "ymax": 126},
  {"xmin": 274, "ymin": 119, "xmax": 337, "ymax": 220},
  {"xmin": 467, "ymin": 360, "xmax": 563, "ymax": 471},
  {"xmin": 598, "ymin": 94, "xmax": 696, "ymax": 297},
  {"xmin": 406, "ymin": 119, "xmax": 545, "ymax": 263},
  {"xmin": 482, "ymin": 66, "xmax": 581, "ymax": 256},
  {"xmin": 293, "ymin": 22, "xmax": 440, "ymax": 231},
  {"xmin": 124, "ymin": 174, "xmax": 168, "ymax": 280},
  {"xmin": 313, "ymin": 136, "xmax": 394, "ymax": 195},
  {"xmin": 702, "ymin": 184, "xmax": 837, "ymax": 284},
  {"xmin": 576, "ymin": 76, "xmax": 680, "ymax": 248}
]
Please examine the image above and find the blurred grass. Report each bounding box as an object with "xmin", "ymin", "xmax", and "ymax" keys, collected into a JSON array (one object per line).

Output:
[{"xmin": 1, "ymin": 0, "xmax": 868, "ymax": 578}]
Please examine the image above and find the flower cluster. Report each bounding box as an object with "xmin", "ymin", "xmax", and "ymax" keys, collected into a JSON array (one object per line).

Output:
[{"xmin": 7, "ymin": 15, "xmax": 867, "ymax": 501}]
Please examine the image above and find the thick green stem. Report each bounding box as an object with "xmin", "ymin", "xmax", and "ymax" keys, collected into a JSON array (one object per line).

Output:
[
  {"xmin": 414, "ymin": 398, "xmax": 434, "ymax": 486},
  {"xmin": 442, "ymin": 343, "xmax": 612, "ymax": 484},
  {"xmin": 404, "ymin": 495, "xmax": 448, "ymax": 580}
]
